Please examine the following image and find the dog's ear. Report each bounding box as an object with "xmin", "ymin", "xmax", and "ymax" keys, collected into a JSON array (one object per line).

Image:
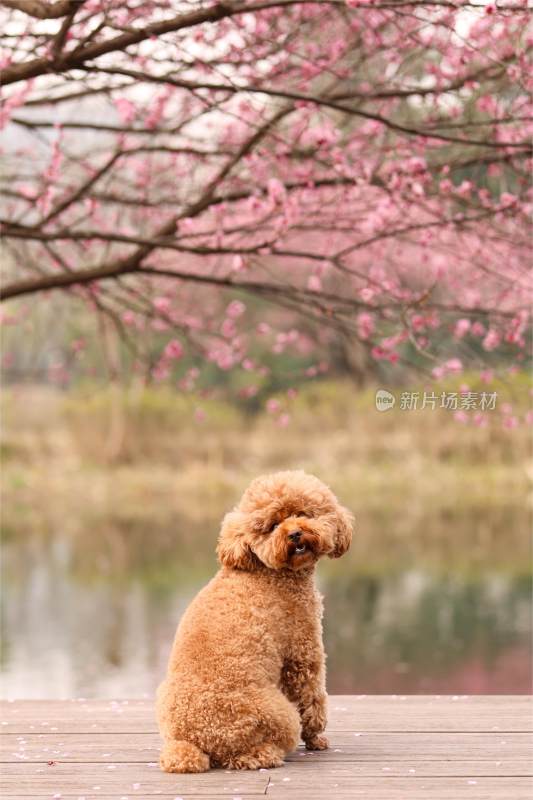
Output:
[
  {"xmin": 328, "ymin": 504, "xmax": 354, "ymax": 559},
  {"xmin": 216, "ymin": 510, "xmax": 256, "ymax": 570}
]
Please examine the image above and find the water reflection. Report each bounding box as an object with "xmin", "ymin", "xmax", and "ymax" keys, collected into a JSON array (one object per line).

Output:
[
  {"xmin": 322, "ymin": 571, "xmax": 532, "ymax": 693},
  {"xmin": 2, "ymin": 532, "xmax": 531, "ymax": 698}
]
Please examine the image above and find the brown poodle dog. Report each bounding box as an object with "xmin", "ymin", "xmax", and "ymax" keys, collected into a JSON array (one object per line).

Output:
[{"xmin": 156, "ymin": 470, "xmax": 353, "ymax": 773}]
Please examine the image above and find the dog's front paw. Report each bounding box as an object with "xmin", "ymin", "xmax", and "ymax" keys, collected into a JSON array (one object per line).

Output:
[
  {"xmin": 301, "ymin": 697, "xmax": 327, "ymax": 735},
  {"xmin": 304, "ymin": 733, "xmax": 329, "ymax": 751},
  {"xmin": 300, "ymin": 697, "xmax": 328, "ymax": 750}
]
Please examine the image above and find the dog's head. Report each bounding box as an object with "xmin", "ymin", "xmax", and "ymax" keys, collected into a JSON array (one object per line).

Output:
[{"xmin": 216, "ymin": 470, "xmax": 353, "ymax": 571}]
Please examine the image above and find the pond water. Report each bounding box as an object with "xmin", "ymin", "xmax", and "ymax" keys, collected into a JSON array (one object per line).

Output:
[{"xmin": 2, "ymin": 527, "xmax": 531, "ymax": 698}]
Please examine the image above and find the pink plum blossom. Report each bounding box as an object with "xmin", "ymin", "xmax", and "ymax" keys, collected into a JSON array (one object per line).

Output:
[
  {"xmin": 482, "ymin": 329, "xmax": 501, "ymax": 351},
  {"xmin": 266, "ymin": 399, "xmax": 281, "ymax": 413},
  {"xmin": 307, "ymin": 275, "xmax": 322, "ymax": 292},
  {"xmin": 226, "ymin": 301, "xmax": 246, "ymax": 319},
  {"xmin": 153, "ymin": 297, "xmax": 171, "ymax": 314},
  {"xmin": 164, "ymin": 340, "xmax": 183, "ymax": 360},
  {"xmin": 357, "ymin": 312, "xmax": 374, "ymax": 340},
  {"xmin": 454, "ymin": 319, "xmax": 471, "ymax": 339}
]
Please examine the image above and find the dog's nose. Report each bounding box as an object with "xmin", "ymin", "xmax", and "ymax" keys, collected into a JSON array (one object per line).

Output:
[{"xmin": 288, "ymin": 530, "xmax": 302, "ymax": 541}]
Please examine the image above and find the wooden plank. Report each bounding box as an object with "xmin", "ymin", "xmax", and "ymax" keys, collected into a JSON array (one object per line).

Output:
[
  {"xmin": 3, "ymin": 742, "xmax": 532, "ymax": 777},
  {"xmin": 286, "ymin": 759, "xmax": 532, "ymax": 776},
  {"xmin": 4, "ymin": 797, "xmax": 261, "ymax": 800},
  {"xmin": 264, "ymin": 777, "xmax": 533, "ymax": 799},
  {"xmin": 2, "ymin": 696, "xmax": 531, "ymax": 734},
  {"xmin": 1, "ymin": 776, "xmax": 532, "ymax": 800},
  {"xmin": 4, "ymin": 790, "xmax": 530, "ymax": 800},
  {"xmin": 2, "ymin": 756, "xmax": 533, "ymax": 784},
  {"xmin": 1, "ymin": 698, "xmax": 532, "ymax": 800},
  {"xmin": 0, "ymin": 762, "xmax": 268, "ymax": 795},
  {"xmin": 327, "ymin": 695, "xmax": 533, "ymax": 733},
  {"xmin": 2, "ymin": 733, "xmax": 532, "ymax": 763},
  {"xmin": 264, "ymin": 778, "xmax": 533, "ymax": 800},
  {"xmin": 13, "ymin": 793, "xmax": 533, "ymax": 800}
]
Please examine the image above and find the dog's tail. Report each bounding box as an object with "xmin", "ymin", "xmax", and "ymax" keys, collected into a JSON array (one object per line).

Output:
[{"xmin": 160, "ymin": 739, "xmax": 210, "ymax": 773}]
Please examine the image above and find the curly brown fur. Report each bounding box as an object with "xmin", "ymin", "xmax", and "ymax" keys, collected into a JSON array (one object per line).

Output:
[{"xmin": 156, "ymin": 470, "xmax": 354, "ymax": 772}]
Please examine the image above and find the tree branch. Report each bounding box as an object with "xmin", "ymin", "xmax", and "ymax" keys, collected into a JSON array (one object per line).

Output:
[
  {"xmin": 83, "ymin": 66, "xmax": 532, "ymax": 150},
  {"xmin": 1, "ymin": 0, "xmax": 84, "ymax": 20},
  {"xmin": 3, "ymin": 0, "xmax": 529, "ymax": 87}
]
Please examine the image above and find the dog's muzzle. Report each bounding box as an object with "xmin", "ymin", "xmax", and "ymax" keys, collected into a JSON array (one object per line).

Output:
[{"xmin": 288, "ymin": 530, "xmax": 308, "ymax": 555}]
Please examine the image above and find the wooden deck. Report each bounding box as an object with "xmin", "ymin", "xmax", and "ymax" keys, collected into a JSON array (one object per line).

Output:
[{"xmin": 1, "ymin": 696, "xmax": 532, "ymax": 799}]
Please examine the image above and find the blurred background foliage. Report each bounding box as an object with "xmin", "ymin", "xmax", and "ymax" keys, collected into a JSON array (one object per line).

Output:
[
  {"xmin": 3, "ymin": 288, "xmax": 531, "ymax": 397},
  {"xmin": 1, "ymin": 0, "xmax": 531, "ymax": 702},
  {"xmin": 1, "ymin": 370, "xmax": 531, "ymax": 697}
]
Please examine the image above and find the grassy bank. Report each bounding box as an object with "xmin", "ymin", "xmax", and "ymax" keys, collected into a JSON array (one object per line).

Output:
[{"xmin": 2, "ymin": 377, "xmax": 531, "ymax": 578}]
